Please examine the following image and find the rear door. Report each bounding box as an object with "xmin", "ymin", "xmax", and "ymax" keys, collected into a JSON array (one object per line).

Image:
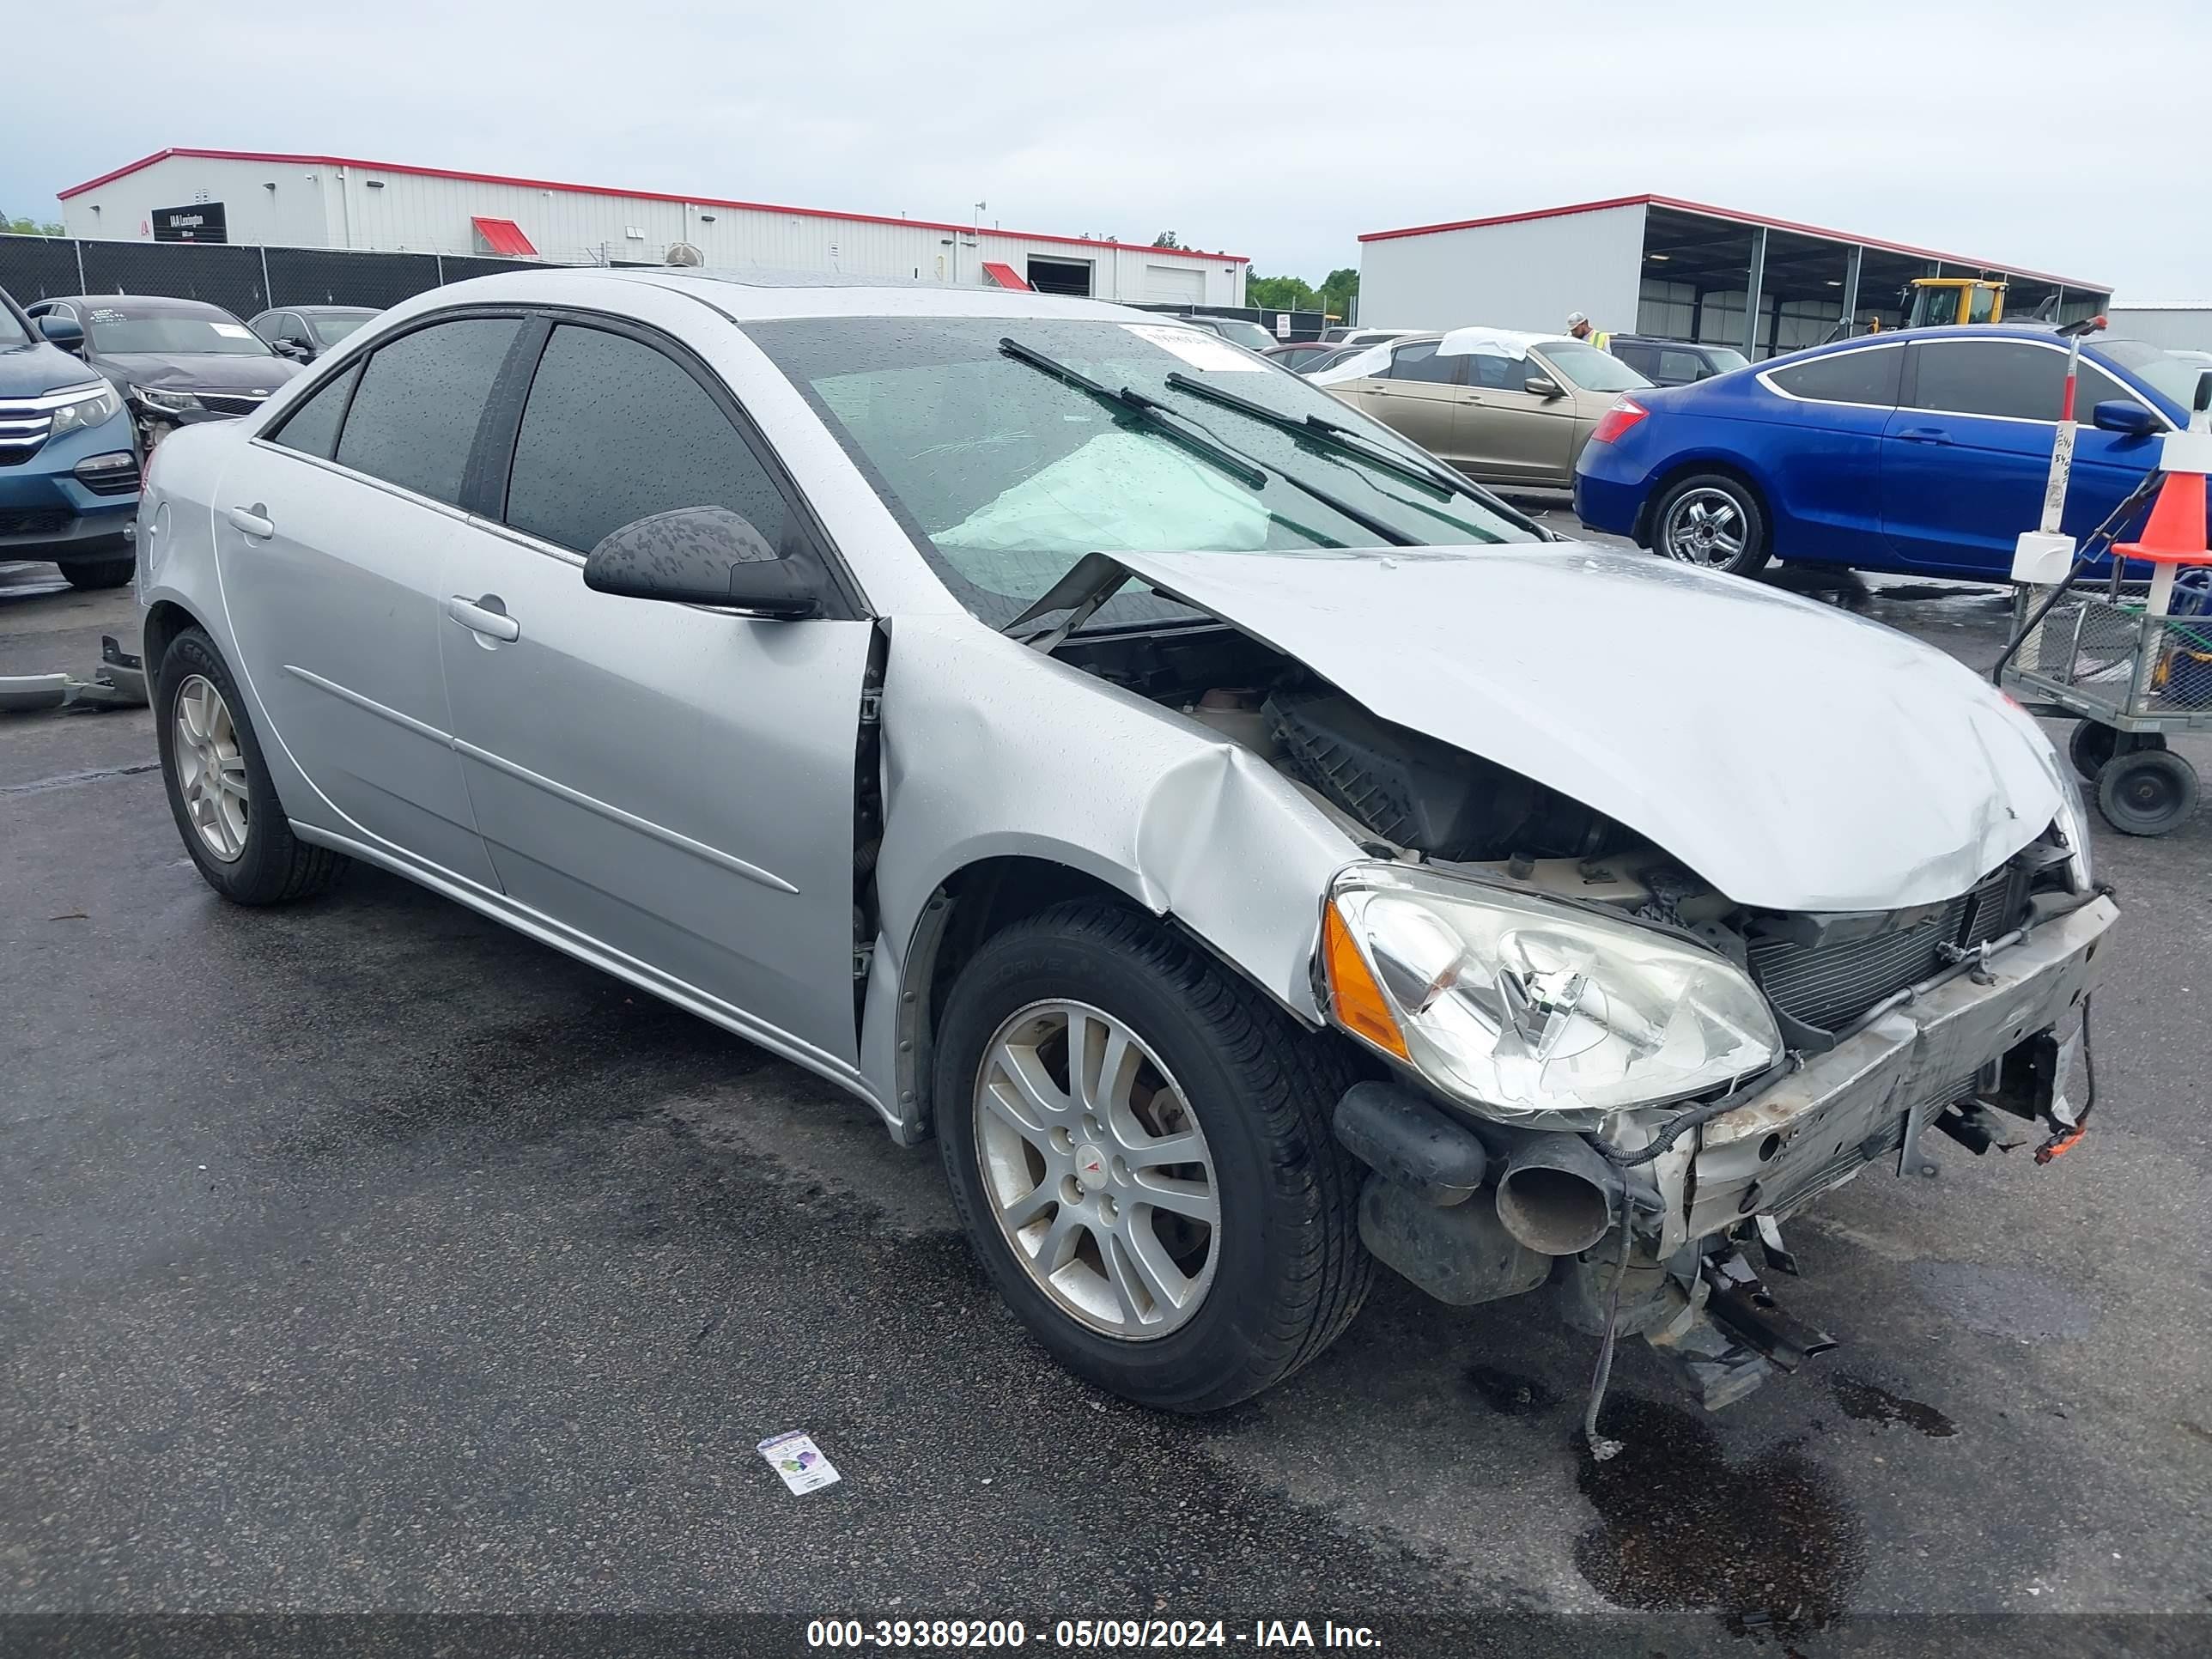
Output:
[
  {"xmin": 1881, "ymin": 337, "xmax": 2160, "ymax": 574},
  {"xmin": 1340, "ymin": 339, "xmax": 1466, "ymax": 462},
  {"xmin": 1454, "ymin": 347, "xmax": 1578, "ymax": 483},
  {"xmin": 215, "ymin": 314, "xmax": 525, "ymax": 887},
  {"xmin": 435, "ymin": 313, "xmax": 875, "ymax": 1069}
]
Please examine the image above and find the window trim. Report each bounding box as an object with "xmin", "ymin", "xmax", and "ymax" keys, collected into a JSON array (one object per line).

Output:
[
  {"xmin": 475, "ymin": 306, "xmax": 868, "ymax": 623},
  {"xmin": 1754, "ymin": 339, "xmax": 1907, "ymax": 410}
]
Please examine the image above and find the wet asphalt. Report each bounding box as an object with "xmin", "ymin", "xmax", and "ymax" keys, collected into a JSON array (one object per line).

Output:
[{"xmin": 3, "ymin": 542, "xmax": 2209, "ymax": 1650}]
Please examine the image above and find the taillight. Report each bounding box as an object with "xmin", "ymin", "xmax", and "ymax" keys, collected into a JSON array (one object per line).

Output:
[{"xmin": 1590, "ymin": 398, "xmax": 1648, "ymax": 445}]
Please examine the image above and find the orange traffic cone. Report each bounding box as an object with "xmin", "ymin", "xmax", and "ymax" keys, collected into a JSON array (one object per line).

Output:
[{"xmin": 2113, "ymin": 468, "xmax": 2209, "ymax": 568}]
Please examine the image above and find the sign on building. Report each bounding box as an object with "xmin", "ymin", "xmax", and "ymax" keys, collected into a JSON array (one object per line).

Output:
[{"xmin": 152, "ymin": 203, "xmax": 228, "ymax": 244}]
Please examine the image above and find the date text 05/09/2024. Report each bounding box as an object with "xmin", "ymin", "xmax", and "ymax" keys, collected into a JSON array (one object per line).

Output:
[{"xmin": 805, "ymin": 1619, "xmax": 1382, "ymax": 1650}]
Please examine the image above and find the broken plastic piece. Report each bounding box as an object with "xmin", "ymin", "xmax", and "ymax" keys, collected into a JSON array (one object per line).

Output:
[{"xmin": 757, "ymin": 1431, "xmax": 841, "ymax": 1494}]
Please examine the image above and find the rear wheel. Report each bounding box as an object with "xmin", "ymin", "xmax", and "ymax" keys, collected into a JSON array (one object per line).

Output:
[
  {"xmin": 2069, "ymin": 721, "xmax": 2162, "ymax": 783},
  {"xmin": 155, "ymin": 627, "xmax": 350, "ymax": 903},
  {"xmin": 935, "ymin": 900, "xmax": 1370, "ymax": 1412},
  {"xmin": 1652, "ymin": 472, "xmax": 1770, "ymax": 577},
  {"xmin": 2095, "ymin": 748, "xmax": 2197, "ymax": 836},
  {"xmin": 62, "ymin": 555, "xmax": 135, "ymax": 591}
]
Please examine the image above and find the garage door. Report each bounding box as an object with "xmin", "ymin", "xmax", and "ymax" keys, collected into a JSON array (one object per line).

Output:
[{"xmin": 1143, "ymin": 264, "xmax": 1205, "ymax": 304}]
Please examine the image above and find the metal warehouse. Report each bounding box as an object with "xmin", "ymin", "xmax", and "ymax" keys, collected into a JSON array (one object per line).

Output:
[
  {"xmin": 56, "ymin": 148, "xmax": 1248, "ymax": 306},
  {"xmin": 2103, "ymin": 302, "xmax": 2212, "ymax": 353},
  {"xmin": 1357, "ymin": 193, "xmax": 2111, "ymax": 357}
]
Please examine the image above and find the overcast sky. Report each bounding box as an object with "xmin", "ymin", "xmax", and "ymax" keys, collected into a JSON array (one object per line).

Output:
[{"xmin": 6, "ymin": 0, "xmax": 2205, "ymax": 299}]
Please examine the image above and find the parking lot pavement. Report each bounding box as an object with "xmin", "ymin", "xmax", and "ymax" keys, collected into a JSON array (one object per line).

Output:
[{"xmin": 5, "ymin": 556, "xmax": 2209, "ymax": 1644}]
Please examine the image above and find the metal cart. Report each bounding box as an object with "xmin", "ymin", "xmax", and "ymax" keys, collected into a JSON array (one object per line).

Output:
[{"xmin": 2002, "ymin": 570, "xmax": 2210, "ymax": 836}]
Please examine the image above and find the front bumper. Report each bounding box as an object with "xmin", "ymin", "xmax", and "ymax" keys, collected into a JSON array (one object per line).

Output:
[{"xmin": 1676, "ymin": 894, "xmax": 2118, "ymax": 1244}]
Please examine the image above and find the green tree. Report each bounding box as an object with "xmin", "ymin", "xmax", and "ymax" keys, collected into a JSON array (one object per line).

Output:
[
  {"xmin": 1317, "ymin": 267, "xmax": 1359, "ymax": 323},
  {"xmin": 1150, "ymin": 231, "xmax": 1182, "ymax": 249},
  {"xmin": 1245, "ymin": 272, "xmax": 1319, "ymax": 312},
  {"xmin": 3, "ymin": 212, "xmax": 66, "ymax": 237}
]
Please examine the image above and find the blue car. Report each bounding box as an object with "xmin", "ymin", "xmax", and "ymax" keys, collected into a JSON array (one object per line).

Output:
[
  {"xmin": 0, "ymin": 284, "xmax": 140, "ymax": 590},
  {"xmin": 1574, "ymin": 324, "xmax": 2209, "ymax": 580}
]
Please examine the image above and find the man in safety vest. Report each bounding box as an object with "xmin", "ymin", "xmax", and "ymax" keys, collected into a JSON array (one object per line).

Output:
[{"xmin": 1566, "ymin": 311, "xmax": 1611, "ymax": 351}]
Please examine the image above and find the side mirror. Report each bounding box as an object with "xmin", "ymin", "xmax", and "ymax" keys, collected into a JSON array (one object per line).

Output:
[
  {"xmin": 38, "ymin": 314, "xmax": 85, "ymax": 352},
  {"xmin": 581, "ymin": 505, "xmax": 819, "ymax": 619},
  {"xmin": 2090, "ymin": 399, "xmax": 2160, "ymax": 437},
  {"xmin": 1524, "ymin": 374, "xmax": 1565, "ymax": 398}
]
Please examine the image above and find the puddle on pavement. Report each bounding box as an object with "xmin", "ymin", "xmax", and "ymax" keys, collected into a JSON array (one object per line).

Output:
[
  {"xmin": 1832, "ymin": 1376, "xmax": 1959, "ymax": 1438},
  {"xmin": 1462, "ymin": 1365, "xmax": 1561, "ymax": 1416},
  {"xmin": 1572, "ymin": 1394, "xmax": 1864, "ymax": 1639}
]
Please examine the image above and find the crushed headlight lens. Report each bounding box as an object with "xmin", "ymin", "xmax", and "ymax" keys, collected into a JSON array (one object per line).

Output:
[
  {"xmin": 2051, "ymin": 769, "xmax": 2094, "ymax": 894},
  {"xmin": 1322, "ymin": 862, "xmax": 1781, "ymax": 1126},
  {"xmin": 47, "ymin": 380, "xmax": 124, "ymax": 437},
  {"xmin": 130, "ymin": 384, "xmax": 202, "ymax": 416}
]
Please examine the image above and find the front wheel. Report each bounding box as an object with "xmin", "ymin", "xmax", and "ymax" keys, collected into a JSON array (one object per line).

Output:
[
  {"xmin": 1652, "ymin": 472, "xmax": 1770, "ymax": 577},
  {"xmin": 934, "ymin": 901, "xmax": 1370, "ymax": 1412}
]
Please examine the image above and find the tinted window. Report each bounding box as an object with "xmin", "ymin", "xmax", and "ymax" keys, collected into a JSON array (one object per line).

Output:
[
  {"xmin": 1659, "ymin": 349, "xmax": 1710, "ymax": 383},
  {"xmin": 1910, "ymin": 341, "xmax": 2068, "ymax": 421},
  {"xmin": 504, "ymin": 324, "xmax": 791, "ymax": 556},
  {"xmin": 335, "ymin": 316, "xmax": 520, "ymax": 504},
  {"xmin": 1769, "ymin": 345, "xmax": 1903, "ymax": 407},
  {"xmin": 1385, "ymin": 342, "xmax": 1459, "ymax": 386},
  {"xmin": 267, "ymin": 362, "xmax": 361, "ymax": 460},
  {"xmin": 315, "ymin": 313, "xmax": 371, "ymax": 345},
  {"xmin": 1613, "ymin": 343, "xmax": 1656, "ymax": 375}
]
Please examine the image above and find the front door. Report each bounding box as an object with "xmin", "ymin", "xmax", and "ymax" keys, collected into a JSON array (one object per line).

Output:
[
  {"xmin": 1453, "ymin": 347, "xmax": 1579, "ymax": 483},
  {"xmin": 213, "ymin": 316, "xmax": 526, "ymax": 888},
  {"xmin": 435, "ymin": 318, "xmax": 873, "ymax": 1069},
  {"xmin": 1881, "ymin": 337, "xmax": 2163, "ymax": 576}
]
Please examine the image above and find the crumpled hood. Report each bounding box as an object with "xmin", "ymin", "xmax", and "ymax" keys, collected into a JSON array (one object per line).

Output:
[
  {"xmin": 94, "ymin": 352, "xmax": 299, "ymax": 394},
  {"xmin": 1109, "ymin": 544, "xmax": 2064, "ymax": 912}
]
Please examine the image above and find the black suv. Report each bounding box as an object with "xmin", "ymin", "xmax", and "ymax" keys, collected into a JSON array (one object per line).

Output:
[{"xmin": 1606, "ymin": 336, "xmax": 1749, "ymax": 386}]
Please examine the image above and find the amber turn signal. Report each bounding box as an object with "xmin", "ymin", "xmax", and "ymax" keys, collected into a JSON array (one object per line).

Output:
[{"xmin": 1322, "ymin": 903, "xmax": 1410, "ymax": 1061}]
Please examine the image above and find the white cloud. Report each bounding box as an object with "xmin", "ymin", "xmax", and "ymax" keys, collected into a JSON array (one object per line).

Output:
[{"xmin": 6, "ymin": 0, "xmax": 2204, "ymax": 295}]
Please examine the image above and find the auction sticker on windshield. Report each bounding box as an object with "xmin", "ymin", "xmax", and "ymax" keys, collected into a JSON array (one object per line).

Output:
[
  {"xmin": 1121, "ymin": 324, "xmax": 1263, "ymax": 372},
  {"xmin": 211, "ymin": 323, "xmax": 255, "ymax": 338}
]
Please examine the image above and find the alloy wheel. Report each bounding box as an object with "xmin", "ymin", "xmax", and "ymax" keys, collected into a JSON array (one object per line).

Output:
[
  {"xmin": 173, "ymin": 674, "xmax": 249, "ymax": 863},
  {"xmin": 972, "ymin": 1000, "xmax": 1219, "ymax": 1341},
  {"xmin": 1662, "ymin": 488, "xmax": 1747, "ymax": 567}
]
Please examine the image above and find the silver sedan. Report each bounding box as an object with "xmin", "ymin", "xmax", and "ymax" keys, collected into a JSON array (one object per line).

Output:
[{"xmin": 135, "ymin": 270, "xmax": 2114, "ymax": 1419}]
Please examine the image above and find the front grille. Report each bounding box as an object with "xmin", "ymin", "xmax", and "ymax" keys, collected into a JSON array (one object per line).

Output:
[
  {"xmin": 192, "ymin": 391, "xmax": 270, "ymax": 418},
  {"xmin": 1747, "ymin": 866, "xmax": 2020, "ymax": 1034},
  {"xmin": 0, "ymin": 400, "xmax": 56, "ymax": 465},
  {"xmin": 0, "ymin": 507, "xmax": 74, "ymax": 538}
]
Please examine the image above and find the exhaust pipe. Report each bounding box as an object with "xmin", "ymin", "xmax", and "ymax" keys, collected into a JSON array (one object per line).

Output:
[{"xmin": 1495, "ymin": 1132, "xmax": 1623, "ymax": 1255}]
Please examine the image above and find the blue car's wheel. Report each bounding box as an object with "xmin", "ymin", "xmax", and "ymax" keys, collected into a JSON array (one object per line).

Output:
[{"xmin": 1654, "ymin": 474, "xmax": 1769, "ymax": 577}]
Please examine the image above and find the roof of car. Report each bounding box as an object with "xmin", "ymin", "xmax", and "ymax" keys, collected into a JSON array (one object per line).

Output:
[
  {"xmin": 293, "ymin": 304, "xmax": 379, "ymax": 315},
  {"xmin": 42, "ymin": 294, "xmax": 240, "ymax": 317},
  {"xmin": 377, "ymin": 264, "xmax": 1196, "ymax": 326}
]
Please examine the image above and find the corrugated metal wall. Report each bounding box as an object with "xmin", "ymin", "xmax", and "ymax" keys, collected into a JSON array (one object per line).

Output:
[
  {"xmin": 1356, "ymin": 204, "xmax": 1649, "ymax": 335},
  {"xmin": 58, "ymin": 156, "xmax": 1245, "ymax": 306}
]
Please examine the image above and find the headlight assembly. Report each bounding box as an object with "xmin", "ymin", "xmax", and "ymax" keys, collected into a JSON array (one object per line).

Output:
[
  {"xmin": 1320, "ymin": 862, "xmax": 1780, "ymax": 1127},
  {"xmin": 2051, "ymin": 768, "xmax": 2094, "ymax": 894},
  {"xmin": 130, "ymin": 384, "xmax": 203, "ymax": 416},
  {"xmin": 46, "ymin": 380, "xmax": 124, "ymax": 437}
]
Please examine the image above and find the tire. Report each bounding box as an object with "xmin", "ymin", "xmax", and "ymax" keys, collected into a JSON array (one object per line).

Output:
[
  {"xmin": 61, "ymin": 555, "xmax": 135, "ymax": 591},
  {"xmin": 1651, "ymin": 471, "xmax": 1770, "ymax": 577},
  {"xmin": 2095, "ymin": 748, "xmax": 2197, "ymax": 837},
  {"xmin": 934, "ymin": 899, "xmax": 1370, "ymax": 1412},
  {"xmin": 155, "ymin": 626, "xmax": 350, "ymax": 903},
  {"xmin": 2068, "ymin": 721, "xmax": 2164, "ymax": 783}
]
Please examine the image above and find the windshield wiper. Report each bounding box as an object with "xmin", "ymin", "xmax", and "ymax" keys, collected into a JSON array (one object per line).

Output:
[
  {"xmin": 1000, "ymin": 337, "xmax": 1414, "ymax": 548},
  {"xmin": 998, "ymin": 338, "xmax": 1265, "ymax": 489},
  {"xmin": 1159, "ymin": 371, "xmax": 1559, "ymax": 540}
]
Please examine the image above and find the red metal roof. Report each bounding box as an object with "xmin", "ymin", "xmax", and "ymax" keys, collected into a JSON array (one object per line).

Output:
[
  {"xmin": 58, "ymin": 148, "xmax": 1251, "ymax": 264},
  {"xmin": 1358, "ymin": 192, "xmax": 2108, "ymax": 293},
  {"xmin": 980, "ymin": 261, "xmax": 1030, "ymax": 291},
  {"xmin": 471, "ymin": 216, "xmax": 537, "ymax": 258}
]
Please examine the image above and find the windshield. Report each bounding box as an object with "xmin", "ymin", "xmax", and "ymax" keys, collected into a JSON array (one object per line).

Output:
[
  {"xmin": 2097, "ymin": 338, "xmax": 2209, "ymax": 412},
  {"xmin": 316, "ymin": 313, "xmax": 372, "ymax": 344},
  {"xmin": 1535, "ymin": 340, "xmax": 1650, "ymax": 392},
  {"xmin": 83, "ymin": 307, "xmax": 272, "ymax": 356},
  {"xmin": 1203, "ymin": 318, "xmax": 1276, "ymax": 351},
  {"xmin": 750, "ymin": 316, "xmax": 1540, "ymax": 629},
  {"xmin": 0, "ymin": 300, "xmax": 28, "ymax": 349}
]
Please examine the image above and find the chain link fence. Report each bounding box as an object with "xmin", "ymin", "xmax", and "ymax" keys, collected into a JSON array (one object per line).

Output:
[{"xmin": 0, "ymin": 234, "xmax": 546, "ymax": 317}]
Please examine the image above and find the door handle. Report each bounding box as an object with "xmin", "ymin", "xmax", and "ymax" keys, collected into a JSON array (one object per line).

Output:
[
  {"xmin": 226, "ymin": 503, "xmax": 274, "ymax": 538},
  {"xmin": 1895, "ymin": 427, "xmax": 1953, "ymax": 445},
  {"xmin": 445, "ymin": 594, "xmax": 520, "ymax": 642}
]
